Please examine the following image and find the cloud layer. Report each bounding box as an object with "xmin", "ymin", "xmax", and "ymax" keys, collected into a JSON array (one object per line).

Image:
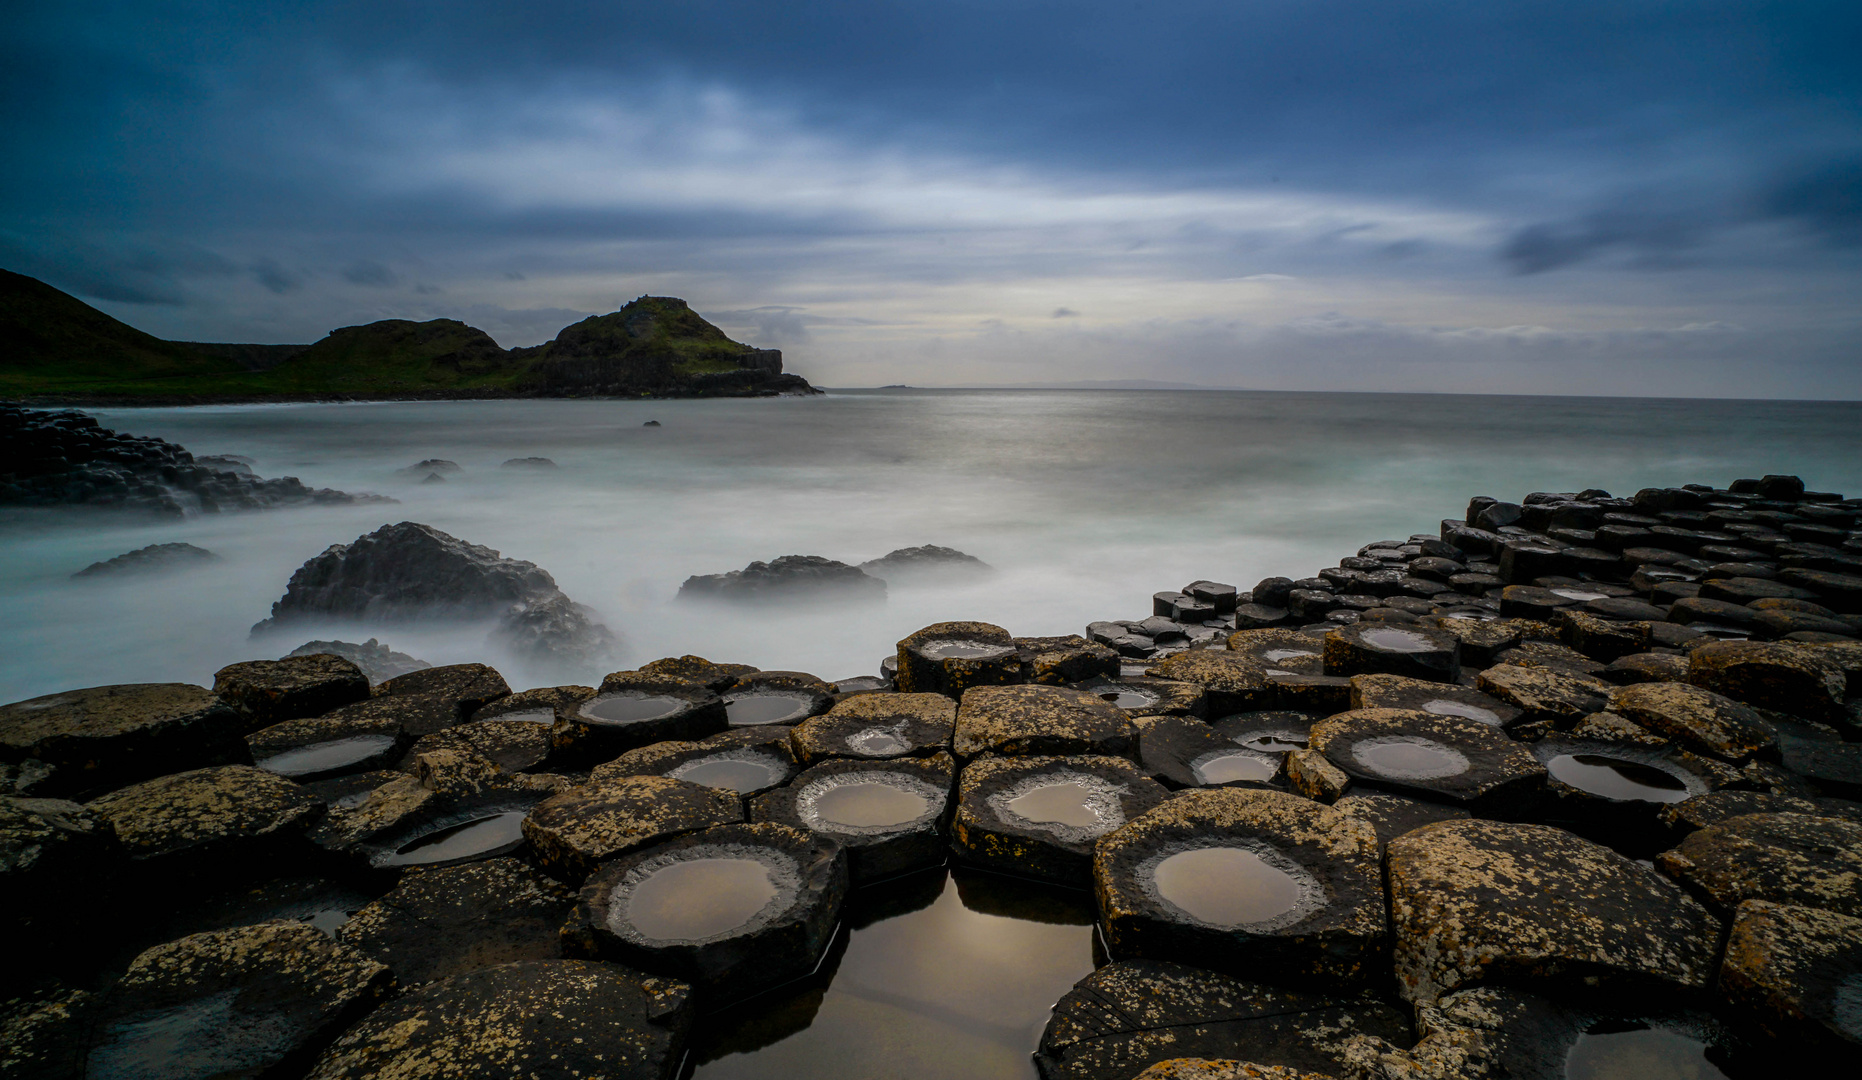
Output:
[{"xmin": 3, "ymin": 1, "xmax": 1859, "ymax": 396}]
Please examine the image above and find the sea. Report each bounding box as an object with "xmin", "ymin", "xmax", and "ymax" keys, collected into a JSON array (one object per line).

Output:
[{"xmin": 3, "ymin": 388, "xmax": 1859, "ymax": 706}]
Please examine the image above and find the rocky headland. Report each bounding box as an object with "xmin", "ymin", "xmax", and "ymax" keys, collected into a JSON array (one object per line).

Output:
[
  {"xmin": 2, "ymin": 472, "xmax": 1860, "ymax": 1077},
  {"xmin": 1, "ymin": 269, "xmax": 816, "ymax": 403}
]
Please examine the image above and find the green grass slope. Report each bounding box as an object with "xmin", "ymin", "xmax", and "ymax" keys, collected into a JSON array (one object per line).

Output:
[
  {"xmin": 0, "ymin": 269, "xmax": 246, "ymax": 395},
  {"xmin": 519, "ymin": 295, "xmax": 760, "ymax": 376}
]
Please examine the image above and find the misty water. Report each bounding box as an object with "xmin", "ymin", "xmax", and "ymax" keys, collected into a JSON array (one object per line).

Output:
[{"xmin": 3, "ymin": 389, "xmax": 1860, "ymax": 703}]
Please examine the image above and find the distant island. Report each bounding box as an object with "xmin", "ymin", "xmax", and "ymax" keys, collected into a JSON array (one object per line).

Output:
[{"xmin": 0, "ymin": 269, "xmax": 817, "ymax": 403}]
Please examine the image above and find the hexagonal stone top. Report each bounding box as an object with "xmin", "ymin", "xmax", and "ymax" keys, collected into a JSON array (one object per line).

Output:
[
  {"xmin": 88, "ymin": 764, "xmax": 323, "ymax": 860},
  {"xmin": 954, "ymin": 685, "xmax": 1134, "ymax": 760}
]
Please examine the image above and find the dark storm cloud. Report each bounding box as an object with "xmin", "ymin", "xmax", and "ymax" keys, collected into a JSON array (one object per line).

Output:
[
  {"xmin": 1500, "ymin": 208, "xmax": 1714, "ymax": 275},
  {"xmin": 341, "ymin": 260, "xmax": 397, "ymax": 286},
  {"xmin": 1763, "ymin": 158, "xmax": 1862, "ymax": 246}
]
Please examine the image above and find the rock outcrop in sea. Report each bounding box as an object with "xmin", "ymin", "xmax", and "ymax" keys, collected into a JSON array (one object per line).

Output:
[
  {"xmin": 3, "ymin": 472, "xmax": 1860, "ymax": 1076},
  {"xmin": 678, "ymin": 554, "xmax": 887, "ymax": 603},
  {"xmin": 71, "ymin": 542, "xmax": 218, "ymax": 578},
  {"xmin": 0, "ymin": 405, "xmax": 389, "ymax": 516}
]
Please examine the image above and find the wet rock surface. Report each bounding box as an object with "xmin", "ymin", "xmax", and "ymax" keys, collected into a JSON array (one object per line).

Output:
[
  {"xmin": 750, "ymin": 753, "xmax": 954, "ymax": 883},
  {"xmin": 953, "ymin": 754, "xmax": 1169, "ymax": 885},
  {"xmin": 1387, "ymin": 818, "xmax": 1722, "ymax": 1003},
  {"xmin": 87, "ymin": 921, "xmax": 392, "ymax": 1080},
  {"xmin": 592, "ymin": 725, "xmax": 800, "ymax": 797},
  {"xmin": 1134, "ymin": 714, "xmax": 1284, "ymax": 790},
  {"xmin": 562, "ymin": 821, "xmax": 847, "ymax": 1001},
  {"xmin": 1308, "ymin": 708, "xmax": 1545, "ymax": 814},
  {"xmin": 953, "ymin": 684, "xmax": 1135, "ymax": 760},
  {"xmin": 1348, "ymin": 673, "xmax": 1521, "ymax": 728},
  {"xmin": 404, "ymin": 719, "xmax": 554, "ymax": 774},
  {"xmin": 338, "ymin": 856, "xmax": 575, "ymax": 985},
  {"xmin": 522, "ymin": 774, "xmax": 743, "ymax": 883},
  {"xmin": 1658, "ymin": 811, "xmax": 1862, "ymax": 918},
  {"xmin": 284, "ymin": 637, "xmax": 431, "ymax": 683},
  {"xmin": 247, "ymin": 713, "xmax": 406, "ymax": 780},
  {"xmin": 88, "ymin": 763, "xmax": 323, "ymax": 866},
  {"xmin": 1094, "ymin": 788, "xmax": 1385, "ymax": 985},
  {"xmin": 213, "ymin": 654, "xmax": 371, "ymax": 728},
  {"xmin": 1718, "ymin": 899, "xmax": 1862, "ymax": 1053},
  {"xmin": 0, "ymin": 683, "xmax": 245, "ymax": 798},
  {"xmin": 1609, "ymin": 681, "xmax": 1777, "ymax": 762},
  {"xmin": 896, "ymin": 621, "xmax": 1024, "ymax": 696},
  {"xmin": 304, "ymin": 959, "xmax": 693, "ymax": 1080},
  {"xmin": 1034, "ymin": 958, "xmax": 1410, "ymax": 1080},
  {"xmin": 788, "ymin": 691, "xmax": 956, "ymax": 764}
]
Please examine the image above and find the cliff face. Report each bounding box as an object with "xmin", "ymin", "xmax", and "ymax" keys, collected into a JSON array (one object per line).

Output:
[{"xmin": 0, "ymin": 274, "xmax": 816, "ymax": 402}]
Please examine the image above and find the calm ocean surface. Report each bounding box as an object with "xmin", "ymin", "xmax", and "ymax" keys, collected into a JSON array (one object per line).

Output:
[{"xmin": 3, "ymin": 389, "xmax": 1859, "ymax": 703}]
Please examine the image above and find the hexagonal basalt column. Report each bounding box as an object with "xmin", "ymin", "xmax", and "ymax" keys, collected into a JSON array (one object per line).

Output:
[
  {"xmin": 212, "ymin": 654, "xmax": 370, "ymax": 729},
  {"xmin": 952, "ymin": 755, "xmax": 1169, "ymax": 885},
  {"xmin": 522, "ymin": 774, "xmax": 743, "ymax": 884},
  {"xmin": 88, "ymin": 764, "xmax": 323, "ymax": 877},
  {"xmin": 1658, "ymin": 811, "xmax": 1862, "ymax": 919},
  {"xmin": 551, "ymin": 677, "xmax": 727, "ymax": 767},
  {"xmin": 719, "ymin": 671, "xmax": 835, "ymax": 727},
  {"xmin": 0, "ymin": 683, "xmax": 245, "ymax": 798},
  {"xmin": 1687, "ymin": 640, "xmax": 1848, "ymax": 724},
  {"xmin": 1719, "ymin": 900, "xmax": 1862, "ymax": 1057},
  {"xmin": 1308, "ymin": 708, "xmax": 1545, "ymax": 815},
  {"xmin": 1348, "ymin": 673, "xmax": 1522, "ymax": 728},
  {"xmin": 246, "ymin": 713, "xmax": 406, "ymax": 781},
  {"xmin": 750, "ymin": 754, "xmax": 954, "ymax": 884},
  {"xmin": 1070, "ymin": 676, "xmax": 1208, "ymax": 719},
  {"xmin": 1387, "ymin": 818, "xmax": 1722, "ymax": 1003},
  {"xmin": 1224, "ymin": 628, "xmax": 1325, "ymax": 674},
  {"xmin": 1322, "ymin": 623, "xmax": 1460, "ymax": 682},
  {"xmin": 895, "ymin": 621, "xmax": 1025, "ymax": 697},
  {"xmin": 788, "ymin": 692, "xmax": 956, "ymax": 765},
  {"xmin": 1092, "ymin": 788, "xmax": 1385, "ymax": 985},
  {"xmin": 339, "ymin": 856, "xmax": 575, "ymax": 985},
  {"xmin": 593, "ymin": 726, "xmax": 800, "ymax": 801},
  {"xmin": 1133, "ymin": 715, "xmax": 1283, "ymax": 790},
  {"xmin": 953, "ymin": 685, "xmax": 1135, "ymax": 761},
  {"xmin": 562, "ymin": 821, "xmax": 847, "ymax": 1003}
]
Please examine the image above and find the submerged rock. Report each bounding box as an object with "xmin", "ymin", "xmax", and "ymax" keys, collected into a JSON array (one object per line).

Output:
[
  {"xmin": 857, "ymin": 545, "xmax": 993, "ymax": 582},
  {"xmin": 1034, "ymin": 958, "xmax": 1410, "ymax": 1080},
  {"xmin": 338, "ymin": 857, "xmax": 575, "ymax": 985},
  {"xmin": 679, "ymin": 555, "xmax": 886, "ymax": 603},
  {"xmin": 305, "ymin": 959, "xmax": 693, "ymax": 1080},
  {"xmin": 284, "ymin": 638, "xmax": 432, "ymax": 683},
  {"xmin": 70, "ymin": 542, "xmax": 218, "ymax": 578}
]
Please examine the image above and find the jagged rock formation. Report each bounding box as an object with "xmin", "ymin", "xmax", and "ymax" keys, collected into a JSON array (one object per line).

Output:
[
  {"xmin": 284, "ymin": 639, "xmax": 433, "ymax": 683},
  {"xmin": 678, "ymin": 555, "xmax": 886, "ymax": 603},
  {"xmin": 0, "ymin": 405, "xmax": 389, "ymax": 516},
  {"xmin": 513, "ymin": 295, "xmax": 810, "ymax": 397},
  {"xmin": 72, "ymin": 543, "xmax": 218, "ymax": 578}
]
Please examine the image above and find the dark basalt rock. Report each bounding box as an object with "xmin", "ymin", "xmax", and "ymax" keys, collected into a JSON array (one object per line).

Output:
[
  {"xmin": 951, "ymin": 754, "xmax": 1169, "ymax": 885},
  {"xmin": 213, "ymin": 654, "xmax": 371, "ymax": 729},
  {"xmin": 307, "ymin": 692, "xmax": 465, "ymax": 743},
  {"xmin": 397, "ymin": 458, "xmax": 462, "ymax": 476},
  {"xmin": 522, "ymin": 774, "xmax": 743, "ymax": 884},
  {"xmin": 1657, "ymin": 789, "xmax": 1821, "ymax": 838},
  {"xmin": 1475, "ymin": 663, "xmax": 1611, "ymax": 725},
  {"xmin": 1071, "ymin": 676, "xmax": 1208, "ymax": 719},
  {"xmin": 1701, "ymin": 576, "xmax": 1821, "ymax": 606},
  {"xmin": 1719, "ymin": 899, "xmax": 1862, "ymax": 1055},
  {"xmin": 377, "ymin": 662, "xmax": 512, "ymax": 713},
  {"xmin": 1093, "ymin": 788, "xmax": 1385, "ymax": 985},
  {"xmin": 1777, "ymin": 567, "xmax": 1862, "ymax": 612},
  {"xmin": 86, "ymin": 922, "xmax": 392, "ymax": 1080},
  {"xmin": 895, "ymin": 621, "xmax": 1024, "ymax": 697},
  {"xmin": 561, "ymin": 821, "xmax": 847, "ymax": 1003},
  {"xmin": 1322, "ymin": 622, "xmax": 1460, "ymax": 683},
  {"xmin": 953, "ymin": 684, "xmax": 1134, "ymax": 760},
  {"xmin": 1016, "ymin": 635, "xmax": 1120, "ymax": 686},
  {"xmin": 551, "ymin": 678, "xmax": 727, "ymax": 766},
  {"xmin": 858, "ymin": 545, "xmax": 993, "ymax": 581},
  {"xmin": 1531, "ymin": 738, "xmax": 1738, "ymax": 853},
  {"xmin": 749, "ymin": 753, "xmax": 954, "ymax": 884},
  {"xmin": 1387, "ymin": 818, "xmax": 1722, "ymax": 1003},
  {"xmin": 1500, "ymin": 585, "xmax": 1579, "ymax": 622},
  {"xmin": 247, "ymin": 713, "xmax": 407, "ymax": 781},
  {"xmin": 1308, "ymin": 708, "xmax": 1545, "ymax": 815},
  {"xmin": 87, "ymin": 764, "xmax": 322, "ymax": 869},
  {"xmin": 71, "ymin": 541, "xmax": 218, "ymax": 578},
  {"xmin": 1145, "ymin": 651, "xmax": 1275, "ymax": 715},
  {"xmin": 469, "ymin": 683, "xmax": 595, "ymax": 724},
  {"xmin": 1425, "ymin": 616, "xmax": 1541, "ymax": 667},
  {"xmin": 1687, "ymin": 640, "xmax": 1848, "ymax": 723},
  {"xmin": 0, "ymin": 683, "xmax": 245, "ymax": 798},
  {"xmin": 284, "ymin": 638, "xmax": 431, "ymax": 683},
  {"xmin": 488, "ymin": 591, "xmax": 619, "ymax": 671},
  {"xmin": 404, "ymin": 720, "xmax": 553, "ymax": 773},
  {"xmin": 337, "ymin": 857, "xmax": 575, "ymax": 985},
  {"xmin": 678, "ymin": 554, "xmax": 885, "ymax": 603},
  {"xmin": 1225, "ymin": 628, "xmax": 1324, "ymax": 674},
  {"xmin": 252, "ymin": 522, "xmax": 561, "ymax": 631},
  {"xmin": 592, "ymin": 726, "xmax": 800, "ymax": 798},
  {"xmin": 1777, "ymin": 739, "xmax": 1862, "ymax": 800},
  {"xmin": 1551, "ymin": 608, "xmax": 1651, "ymax": 661},
  {"xmin": 1129, "ymin": 1060, "xmax": 1335, "ymax": 1080},
  {"xmin": 499, "ymin": 456, "xmax": 556, "ymax": 469},
  {"xmin": 1608, "ymin": 681, "xmax": 1776, "ymax": 762},
  {"xmin": 1, "ymin": 796, "xmax": 118, "ymax": 962},
  {"xmin": 1033, "ymin": 959, "xmax": 1410, "ymax": 1080},
  {"xmin": 720, "ymin": 670, "xmax": 834, "ymax": 727},
  {"xmin": 304, "ymin": 959, "xmax": 693, "ymax": 1080},
  {"xmin": 1658, "ymin": 811, "xmax": 1862, "ymax": 918},
  {"xmin": 1599, "ymin": 651, "xmax": 1691, "ymax": 685},
  {"xmin": 1347, "ymin": 673, "xmax": 1521, "ymax": 728},
  {"xmin": 1330, "ymin": 792, "xmax": 1469, "ymax": 849},
  {"xmin": 1492, "ymin": 638, "xmax": 1611, "ymax": 679},
  {"xmin": 1133, "ymin": 715, "xmax": 1283, "ymax": 790},
  {"xmin": 788, "ymin": 692, "xmax": 956, "ymax": 765},
  {"xmin": 637, "ymin": 654, "xmax": 759, "ymax": 693}
]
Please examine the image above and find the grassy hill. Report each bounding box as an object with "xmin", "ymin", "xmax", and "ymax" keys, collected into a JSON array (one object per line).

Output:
[{"xmin": 0, "ymin": 272, "xmax": 808, "ymax": 401}]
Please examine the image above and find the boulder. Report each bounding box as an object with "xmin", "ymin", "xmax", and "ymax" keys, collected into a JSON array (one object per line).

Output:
[
  {"xmin": 87, "ymin": 922, "xmax": 392, "ymax": 1080},
  {"xmin": 1033, "ymin": 959, "xmax": 1410, "ymax": 1080},
  {"xmin": 1719, "ymin": 899, "xmax": 1862, "ymax": 1054},
  {"xmin": 213, "ymin": 654, "xmax": 371, "ymax": 729},
  {"xmin": 0, "ymin": 683, "xmax": 244, "ymax": 798},
  {"xmin": 749, "ymin": 753, "xmax": 954, "ymax": 884},
  {"xmin": 488, "ymin": 591, "xmax": 619, "ymax": 672},
  {"xmin": 1386, "ymin": 819, "xmax": 1722, "ymax": 1003},
  {"xmin": 1688, "ymin": 640, "xmax": 1848, "ymax": 723},
  {"xmin": 1093, "ymin": 788, "xmax": 1385, "ymax": 985},
  {"xmin": 895, "ymin": 621, "xmax": 1024, "ymax": 696},
  {"xmin": 252, "ymin": 522, "xmax": 561, "ymax": 630},
  {"xmin": 71, "ymin": 542, "xmax": 218, "ymax": 578},
  {"xmin": 561, "ymin": 821, "xmax": 847, "ymax": 1002},
  {"xmin": 953, "ymin": 685, "xmax": 1134, "ymax": 760},
  {"xmin": 304, "ymin": 959, "xmax": 693, "ymax": 1080},
  {"xmin": 788, "ymin": 692, "xmax": 956, "ymax": 764},
  {"xmin": 285, "ymin": 638, "xmax": 431, "ymax": 683},
  {"xmin": 338, "ymin": 857, "xmax": 575, "ymax": 985},
  {"xmin": 1657, "ymin": 811, "xmax": 1862, "ymax": 918},
  {"xmin": 1308, "ymin": 709, "xmax": 1545, "ymax": 815},
  {"xmin": 522, "ymin": 774, "xmax": 742, "ymax": 884},
  {"xmin": 678, "ymin": 554, "xmax": 885, "ymax": 603},
  {"xmin": 952, "ymin": 754, "xmax": 1169, "ymax": 885}
]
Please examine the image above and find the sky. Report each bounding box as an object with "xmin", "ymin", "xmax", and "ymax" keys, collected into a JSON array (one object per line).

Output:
[{"xmin": 3, "ymin": 1, "xmax": 1859, "ymax": 396}]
